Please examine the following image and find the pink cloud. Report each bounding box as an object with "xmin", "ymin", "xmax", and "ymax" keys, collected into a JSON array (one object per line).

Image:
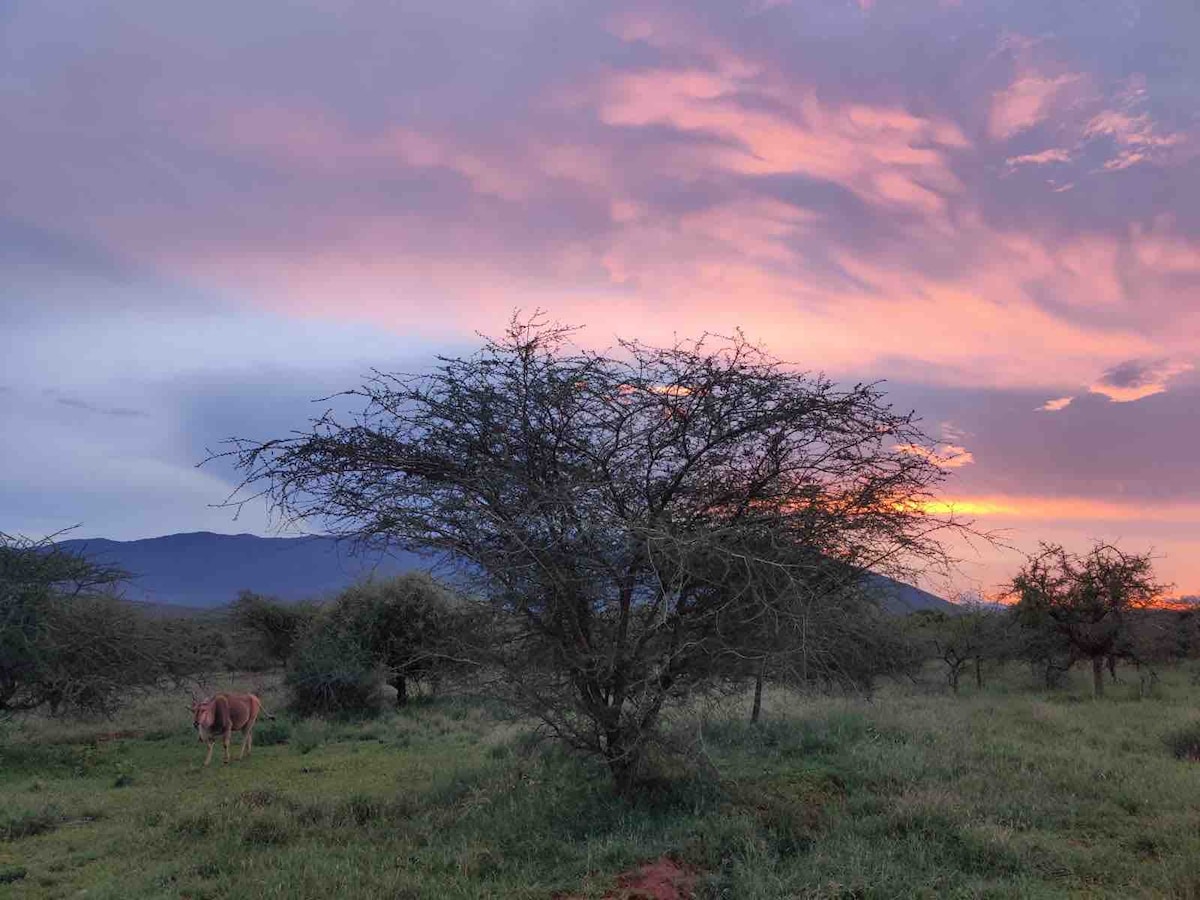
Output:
[
  {"xmin": 596, "ymin": 66, "xmax": 968, "ymax": 216},
  {"xmin": 897, "ymin": 443, "xmax": 976, "ymax": 468},
  {"xmin": 989, "ymin": 72, "xmax": 1083, "ymax": 140},
  {"xmin": 921, "ymin": 494, "xmax": 1200, "ymax": 526},
  {"xmin": 1037, "ymin": 396, "xmax": 1074, "ymax": 412},
  {"xmin": 1004, "ymin": 147, "xmax": 1073, "ymax": 168},
  {"xmin": 1133, "ymin": 223, "xmax": 1200, "ymax": 274},
  {"xmin": 213, "ymin": 106, "xmax": 535, "ymax": 201},
  {"xmin": 1088, "ymin": 359, "xmax": 1193, "ymax": 403},
  {"xmin": 20, "ymin": 6, "xmax": 1195, "ymax": 404}
]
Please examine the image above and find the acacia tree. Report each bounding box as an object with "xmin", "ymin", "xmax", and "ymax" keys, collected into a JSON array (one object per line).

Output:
[
  {"xmin": 216, "ymin": 318, "xmax": 967, "ymax": 792},
  {"xmin": 0, "ymin": 532, "xmax": 167, "ymax": 716},
  {"xmin": 910, "ymin": 600, "xmax": 999, "ymax": 694},
  {"xmin": 1008, "ymin": 542, "xmax": 1166, "ymax": 698}
]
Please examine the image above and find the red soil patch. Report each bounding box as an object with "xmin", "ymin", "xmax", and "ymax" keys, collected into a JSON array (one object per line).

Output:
[
  {"xmin": 609, "ymin": 858, "xmax": 696, "ymax": 900},
  {"xmin": 558, "ymin": 857, "xmax": 697, "ymax": 900}
]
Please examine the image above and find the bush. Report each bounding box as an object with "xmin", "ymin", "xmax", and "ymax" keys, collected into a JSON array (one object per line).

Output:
[
  {"xmin": 242, "ymin": 815, "xmax": 292, "ymax": 846},
  {"xmin": 253, "ymin": 718, "xmax": 292, "ymax": 746},
  {"xmin": 1, "ymin": 533, "xmax": 173, "ymax": 717},
  {"xmin": 1, "ymin": 806, "xmax": 63, "ymax": 841},
  {"xmin": 230, "ymin": 591, "xmax": 319, "ymax": 668},
  {"xmin": 285, "ymin": 626, "xmax": 383, "ymax": 718},
  {"xmin": 327, "ymin": 574, "xmax": 469, "ymax": 707},
  {"xmin": 1165, "ymin": 723, "xmax": 1200, "ymax": 760},
  {"xmin": 173, "ymin": 812, "xmax": 214, "ymax": 838},
  {"xmin": 290, "ymin": 719, "xmax": 331, "ymax": 755}
]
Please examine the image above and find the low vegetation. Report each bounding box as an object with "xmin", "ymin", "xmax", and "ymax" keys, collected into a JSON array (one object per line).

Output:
[{"xmin": 6, "ymin": 666, "xmax": 1200, "ymax": 898}]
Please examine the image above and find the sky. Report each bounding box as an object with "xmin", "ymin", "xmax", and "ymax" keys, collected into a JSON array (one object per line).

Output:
[{"xmin": 2, "ymin": 0, "xmax": 1198, "ymax": 598}]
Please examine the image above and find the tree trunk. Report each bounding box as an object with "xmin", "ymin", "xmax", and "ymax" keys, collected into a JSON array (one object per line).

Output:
[
  {"xmin": 1091, "ymin": 656, "xmax": 1104, "ymax": 698},
  {"xmin": 604, "ymin": 728, "xmax": 642, "ymax": 798},
  {"xmin": 1107, "ymin": 654, "xmax": 1118, "ymax": 684},
  {"xmin": 751, "ymin": 658, "xmax": 765, "ymax": 724},
  {"xmin": 974, "ymin": 657, "xmax": 983, "ymax": 690},
  {"xmin": 392, "ymin": 675, "xmax": 408, "ymax": 707}
]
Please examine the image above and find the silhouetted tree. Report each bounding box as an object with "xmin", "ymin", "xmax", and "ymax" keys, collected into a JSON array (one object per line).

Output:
[
  {"xmin": 1007, "ymin": 542, "xmax": 1166, "ymax": 698},
  {"xmin": 214, "ymin": 317, "xmax": 969, "ymax": 793},
  {"xmin": 0, "ymin": 532, "xmax": 169, "ymax": 716},
  {"xmin": 720, "ymin": 555, "xmax": 915, "ymax": 720},
  {"xmin": 909, "ymin": 600, "xmax": 1000, "ymax": 693}
]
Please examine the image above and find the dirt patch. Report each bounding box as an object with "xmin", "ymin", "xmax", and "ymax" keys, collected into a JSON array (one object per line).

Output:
[
  {"xmin": 610, "ymin": 858, "xmax": 696, "ymax": 900},
  {"xmin": 558, "ymin": 857, "xmax": 697, "ymax": 900}
]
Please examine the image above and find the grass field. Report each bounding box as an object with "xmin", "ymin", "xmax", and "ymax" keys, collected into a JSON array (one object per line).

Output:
[{"xmin": 4, "ymin": 666, "xmax": 1200, "ymax": 898}]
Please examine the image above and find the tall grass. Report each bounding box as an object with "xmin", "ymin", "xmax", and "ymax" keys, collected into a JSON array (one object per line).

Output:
[{"xmin": 4, "ymin": 665, "xmax": 1200, "ymax": 897}]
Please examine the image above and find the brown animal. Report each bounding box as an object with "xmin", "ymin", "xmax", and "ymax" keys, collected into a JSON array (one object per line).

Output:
[{"xmin": 189, "ymin": 692, "xmax": 273, "ymax": 766}]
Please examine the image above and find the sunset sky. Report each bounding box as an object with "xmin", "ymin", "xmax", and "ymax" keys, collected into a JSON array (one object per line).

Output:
[{"xmin": 2, "ymin": 0, "xmax": 1198, "ymax": 598}]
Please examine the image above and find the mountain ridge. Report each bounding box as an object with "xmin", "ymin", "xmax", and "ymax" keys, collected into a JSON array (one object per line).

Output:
[{"xmin": 58, "ymin": 532, "xmax": 955, "ymax": 614}]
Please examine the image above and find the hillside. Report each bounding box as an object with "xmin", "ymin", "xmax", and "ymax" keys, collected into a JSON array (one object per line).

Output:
[
  {"xmin": 58, "ymin": 532, "xmax": 427, "ymax": 609},
  {"xmin": 58, "ymin": 532, "xmax": 953, "ymax": 614},
  {"xmin": 864, "ymin": 572, "xmax": 957, "ymax": 614}
]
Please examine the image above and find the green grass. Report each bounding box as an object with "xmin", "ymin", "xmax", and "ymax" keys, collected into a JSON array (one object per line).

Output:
[{"xmin": 5, "ymin": 666, "xmax": 1200, "ymax": 897}]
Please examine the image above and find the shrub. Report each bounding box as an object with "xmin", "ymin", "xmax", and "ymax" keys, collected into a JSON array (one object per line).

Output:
[
  {"xmin": 241, "ymin": 815, "xmax": 292, "ymax": 846},
  {"xmin": 327, "ymin": 574, "xmax": 468, "ymax": 707},
  {"xmin": 230, "ymin": 590, "xmax": 319, "ymax": 667},
  {"xmin": 253, "ymin": 718, "xmax": 291, "ymax": 746},
  {"xmin": 173, "ymin": 812, "xmax": 214, "ymax": 838},
  {"xmin": 290, "ymin": 719, "xmax": 330, "ymax": 755},
  {"xmin": 1, "ymin": 806, "xmax": 63, "ymax": 841},
  {"xmin": 0, "ymin": 533, "xmax": 172, "ymax": 716},
  {"xmin": 285, "ymin": 626, "xmax": 383, "ymax": 718},
  {"xmin": 1165, "ymin": 722, "xmax": 1200, "ymax": 760}
]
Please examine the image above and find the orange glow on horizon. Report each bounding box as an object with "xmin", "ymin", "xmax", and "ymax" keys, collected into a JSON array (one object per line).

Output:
[{"xmin": 902, "ymin": 495, "xmax": 1200, "ymax": 524}]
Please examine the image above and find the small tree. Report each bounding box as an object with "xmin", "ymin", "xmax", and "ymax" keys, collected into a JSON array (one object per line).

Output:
[
  {"xmin": 1007, "ymin": 542, "xmax": 1167, "ymax": 698},
  {"xmin": 230, "ymin": 590, "xmax": 318, "ymax": 667},
  {"xmin": 721, "ymin": 556, "xmax": 911, "ymax": 720},
  {"xmin": 215, "ymin": 318, "xmax": 969, "ymax": 792},
  {"xmin": 327, "ymin": 573, "xmax": 464, "ymax": 706},
  {"xmin": 909, "ymin": 601, "xmax": 998, "ymax": 694},
  {"xmin": 0, "ymin": 532, "xmax": 167, "ymax": 716}
]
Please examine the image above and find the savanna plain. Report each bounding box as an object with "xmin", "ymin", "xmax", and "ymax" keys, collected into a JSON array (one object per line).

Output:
[{"xmin": 5, "ymin": 668, "xmax": 1200, "ymax": 899}]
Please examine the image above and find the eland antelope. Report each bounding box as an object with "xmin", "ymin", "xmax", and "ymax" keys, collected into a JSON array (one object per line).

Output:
[{"xmin": 189, "ymin": 692, "xmax": 273, "ymax": 766}]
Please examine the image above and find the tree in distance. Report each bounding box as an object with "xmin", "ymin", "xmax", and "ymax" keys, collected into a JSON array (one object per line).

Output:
[
  {"xmin": 325, "ymin": 573, "xmax": 466, "ymax": 707},
  {"xmin": 0, "ymin": 532, "xmax": 168, "ymax": 716},
  {"xmin": 215, "ymin": 316, "xmax": 971, "ymax": 793},
  {"xmin": 719, "ymin": 553, "xmax": 921, "ymax": 720},
  {"xmin": 908, "ymin": 599, "xmax": 1002, "ymax": 694},
  {"xmin": 1007, "ymin": 541, "xmax": 1168, "ymax": 698},
  {"xmin": 230, "ymin": 590, "xmax": 318, "ymax": 668}
]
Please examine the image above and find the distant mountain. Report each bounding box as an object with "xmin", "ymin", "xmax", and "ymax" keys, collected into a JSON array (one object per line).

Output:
[
  {"xmin": 58, "ymin": 532, "xmax": 954, "ymax": 614},
  {"xmin": 58, "ymin": 532, "xmax": 428, "ymax": 609},
  {"xmin": 864, "ymin": 573, "xmax": 956, "ymax": 615}
]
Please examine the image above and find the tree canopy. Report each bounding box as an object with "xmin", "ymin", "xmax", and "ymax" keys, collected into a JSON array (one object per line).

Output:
[
  {"xmin": 0, "ymin": 532, "xmax": 166, "ymax": 716},
  {"xmin": 218, "ymin": 317, "xmax": 969, "ymax": 790},
  {"xmin": 326, "ymin": 573, "xmax": 465, "ymax": 706},
  {"xmin": 1008, "ymin": 541, "xmax": 1168, "ymax": 697}
]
